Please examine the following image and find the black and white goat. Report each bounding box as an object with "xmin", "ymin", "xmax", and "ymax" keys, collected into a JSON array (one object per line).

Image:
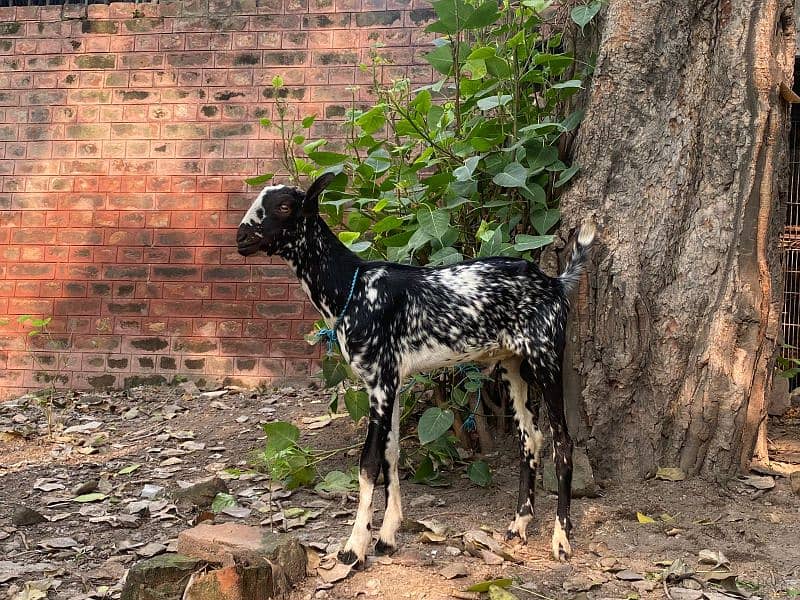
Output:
[{"xmin": 237, "ymin": 174, "xmax": 595, "ymax": 566}]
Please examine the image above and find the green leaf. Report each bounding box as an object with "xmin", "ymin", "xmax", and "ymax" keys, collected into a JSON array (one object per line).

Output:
[
  {"xmin": 488, "ymin": 585, "xmax": 519, "ymax": 600},
  {"xmin": 423, "ymin": 44, "xmax": 454, "ymax": 75},
  {"xmin": 321, "ymin": 355, "xmax": 349, "ymax": 387},
  {"xmin": 314, "ymin": 470, "xmax": 359, "ymax": 494},
  {"xmin": 259, "ymin": 117, "xmax": 272, "ymax": 128},
  {"xmin": 245, "ymin": 173, "xmax": 274, "ymax": 186},
  {"xmin": 514, "ymin": 234, "xmax": 554, "ymax": 251},
  {"xmin": 555, "ymin": 164, "xmax": 580, "ymax": 187},
  {"xmin": 301, "ymin": 115, "xmax": 316, "ymax": 128},
  {"xmin": 428, "ymin": 246, "xmax": 463, "ymax": 266},
  {"xmin": 303, "ymin": 139, "xmax": 326, "ymax": 154},
  {"xmin": 418, "ymin": 407, "xmax": 454, "ymax": 444},
  {"xmin": 417, "ymin": 207, "xmax": 451, "ymax": 244},
  {"xmin": 467, "ymin": 46, "xmax": 495, "ymax": 60},
  {"xmin": 430, "ymin": 0, "xmax": 473, "ymax": 33},
  {"xmin": 73, "ymin": 492, "xmax": 108, "ymax": 503},
  {"xmin": 374, "ymin": 215, "xmax": 404, "ymax": 234},
  {"xmin": 571, "ymin": 1, "xmax": 602, "ymax": 29},
  {"xmin": 411, "ymin": 89, "xmax": 432, "ymax": 115},
  {"xmin": 338, "ymin": 231, "xmax": 360, "ymax": 245},
  {"xmin": 519, "ymin": 183, "xmax": 546, "ymax": 205},
  {"xmin": 492, "ymin": 162, "xmax": 528, "ymax": 188},
  {"xmin": 344, "ymin": 388, "xmax": 370, "ymax": 422},
  {"xmin": 306, "ymin": 151, "xmax": 348, "ymax": 167},
  {"xmin": 263, "ymin": 421, "xmax": 299, "ymax": 454},
  {"xmin": 117, "ymin": 464, "xmax": 141, "ymax": 475},
  {"xmin": 477, "ymin": 94, "xmax": 512, "ymax": 110},
  {"xmin": 636, "ymin": 511, "xmax": 656, "ymax": 524},
  {"xmin": 453, "ymin": 155, "xmax": 481, "ymax": 182},
  {"xmin": 463, "ymin": 0, "xmax": 500, "ymax": 29},
  {"xmin": 551, "ymin": 79, "xmax": 583, "ymax": 90},
  {"xmin": 271, "ymin": 75, "xmax": 283, "ymax": 88},
  {"xmin": 411, "ymin": 455, "xmax": 448, "ymax": 486},
  {"xmin": 467, "ymin": 460, "xmax": 492, "ymax": 487},
  {"xmin": 364, "ymin": 147, "xmax": 392, "ymax": 173},
  {"xmin": 356, "ymin": 106, "xmax": 386, "ymax": 134},
  {"xmin": 562, "ymin": 109, "xmax": 585, "ymax": 131},
  {"xmin": 531, "ymin": 209, "xmax": 560, "ymax": 234},
  {"xmin": 466, "ymin": 579, "xmax": 513, "ymax": 593},
  {"xmin": 211, "ymin": 492, "xmax": 237, "ymax": 513},
  {"xmin": 464, "ymin": 58, "xmax": 487, "ymax": 80}
]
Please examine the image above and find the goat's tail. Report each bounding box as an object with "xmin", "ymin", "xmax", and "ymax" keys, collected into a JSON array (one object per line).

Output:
[{"xmin": 558, "ymin": 223, "xmax": 596, "ymax": 294}]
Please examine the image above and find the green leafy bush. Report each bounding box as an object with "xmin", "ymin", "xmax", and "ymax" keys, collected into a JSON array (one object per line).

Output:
[{"xmin": 256, "ymin": 0, "xmax": 602, "ymax": 485}]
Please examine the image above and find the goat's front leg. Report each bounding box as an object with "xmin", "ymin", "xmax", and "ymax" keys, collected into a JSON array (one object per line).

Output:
[
  {"xmin": 376, "ymin": 395, "xmax": 401, "ymax": 554},
  {"xmin": 338, "ymin": 379, "xmax": 397, "ymax": 567}
]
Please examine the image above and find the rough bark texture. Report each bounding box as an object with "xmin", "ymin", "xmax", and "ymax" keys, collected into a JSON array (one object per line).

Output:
[{"xmin": 559, "ymin": 0, "xmax": 796, "ymax": 481}]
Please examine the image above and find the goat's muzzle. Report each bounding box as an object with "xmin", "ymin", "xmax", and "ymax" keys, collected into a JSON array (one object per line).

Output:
[{"xmin": 236, "ymin": 224, "xmax": 262, "ymax": 256}]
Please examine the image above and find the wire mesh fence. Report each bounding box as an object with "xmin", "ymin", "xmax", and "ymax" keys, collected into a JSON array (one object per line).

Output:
[{"xmin": 781, "ymin": 94, "xmax": 800, "ymax": 389}]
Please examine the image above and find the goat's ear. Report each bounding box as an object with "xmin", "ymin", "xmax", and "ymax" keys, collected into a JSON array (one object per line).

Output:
[{"xmin": 302, "ymin": 173, "xmax": 336, "ymax": 217}]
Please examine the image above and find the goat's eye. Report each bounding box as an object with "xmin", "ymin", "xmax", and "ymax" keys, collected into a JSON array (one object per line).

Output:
[{"xmin": 277, "ymin": 204, "xmax": 290, "ymax": 214}]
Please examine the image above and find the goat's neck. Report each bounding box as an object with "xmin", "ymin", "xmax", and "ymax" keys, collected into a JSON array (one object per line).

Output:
[{"xmin": 280, "ymin": 216, "xmax": 363, "ymax": 322}]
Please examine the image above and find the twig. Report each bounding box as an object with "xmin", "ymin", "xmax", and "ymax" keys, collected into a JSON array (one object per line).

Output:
[
  {"xmin": 663, "ymin": 579, "xmax": 674, "ymax": 600},
  {"xmin": 511, "ymin": 585, "xmax": 557, "ymax": 600}
]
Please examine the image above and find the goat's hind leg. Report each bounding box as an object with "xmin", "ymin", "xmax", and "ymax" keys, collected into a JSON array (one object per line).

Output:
[
  {"xmin": 338, "ymin": 376, "xmax": 398, "ymax": 567},
  {"xmin": 500, "ymin": 358, "xmax": 544, "ymax": 543},
  {"xmin": 522, "ymin": 359, "xmax": 573, "ymax": 560}
]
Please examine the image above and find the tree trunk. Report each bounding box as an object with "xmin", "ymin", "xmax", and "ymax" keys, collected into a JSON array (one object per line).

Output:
[{"xmin": 559, "ymin": 0, "xmax": 796, "ymax": 481}]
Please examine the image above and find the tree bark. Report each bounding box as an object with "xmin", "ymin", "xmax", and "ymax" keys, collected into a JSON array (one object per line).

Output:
[{"xmin": 559, "ymin": 0, "xmax": 796, "ymax": 481}]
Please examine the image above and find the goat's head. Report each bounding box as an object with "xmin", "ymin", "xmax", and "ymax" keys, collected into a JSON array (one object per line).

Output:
[{"xmin": 236, "ymin": 173, "xmax": 335, "ymax": 256}]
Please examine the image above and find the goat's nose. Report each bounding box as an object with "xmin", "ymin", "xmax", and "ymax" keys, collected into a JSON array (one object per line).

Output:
[{"xmin": 236, "ymin": 227, "xmax": 249, "ymax": 244}]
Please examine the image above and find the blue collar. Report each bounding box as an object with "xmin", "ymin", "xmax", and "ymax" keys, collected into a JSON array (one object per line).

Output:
[{"xmin": 315, "ymin": 266, "xmax": 360, "ymax": 355}]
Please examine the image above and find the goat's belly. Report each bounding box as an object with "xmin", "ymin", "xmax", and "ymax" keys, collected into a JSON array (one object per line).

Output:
[{"xmin": 399, "ymin": 343, "xmax": 515, "ymax": 376}]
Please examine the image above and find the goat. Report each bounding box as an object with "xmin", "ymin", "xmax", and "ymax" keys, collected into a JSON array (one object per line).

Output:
[{"xmin": 237, "ymin": 173, "xmax": 595, "ymax": 566}]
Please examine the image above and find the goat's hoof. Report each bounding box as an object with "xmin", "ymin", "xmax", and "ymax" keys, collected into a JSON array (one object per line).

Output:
[
  {"xmin": 337, "ymin": 549, "xmax": 364, "ymax": 569},
  {"xmin": 374, "ymin": 539, "xmax": 396, "ymax": 556},
  {"xmin": 504, "ymin": 529, "xmax": 526, "ymax": 544},
  {"xmin": 551, "ymin": 537, "xmax": 572, "ymax": 562}
]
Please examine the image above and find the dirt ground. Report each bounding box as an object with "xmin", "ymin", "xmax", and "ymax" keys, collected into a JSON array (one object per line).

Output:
[{"xmin": 1, "ymin": 384, "xmax": 799, "ymax": 600}]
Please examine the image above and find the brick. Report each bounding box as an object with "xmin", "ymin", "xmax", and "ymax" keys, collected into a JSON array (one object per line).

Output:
[
  {"xmin": 75, "ymin": 54, "xmax": 117, "ymax": 69},
  {"xmin": 177, "ymin": 524, "xmax": 305, "ymax": 581}
]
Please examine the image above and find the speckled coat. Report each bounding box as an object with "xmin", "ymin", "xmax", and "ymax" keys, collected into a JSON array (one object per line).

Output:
[{"xmin": 237, "ymin": 174, "xmax": 595, "ymax": 566}]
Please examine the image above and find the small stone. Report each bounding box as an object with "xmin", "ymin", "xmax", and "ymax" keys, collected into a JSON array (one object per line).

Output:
[
  {"xmin": 439, "ymin": 562, "xmax": 469, "ymax": 579},
  {"xmin": 668, "ymin": 588, "xmax": 703, "ymax": 600},
  {"xmin": 445, "ymin": 546, "xmax": 461, "ymax": 556},
  {"xmin": 64, "ymin": 421, "xmax": 102, "ymax": 434},
  {"xmin": 616, "ymin": 569, "xmax": 644, "ymax": 581},
  {"xmin": 633, "ymin": 580, "xmax": 657, "ymax": 592},
  {"xmin": 137, "ymin": 542, "xmax": 167, "ymax": 558},
  {"xmin": 173, "ymin": 477, "xmax": 229, "ymax": 509},
  {"xmin": 563, "ymin": 573, "xmax": 606, "ymax": 593},
  {"xmin": 481, "ymin": 550, "xmax": 504, "ymax": 565},
  {"xmin": 12, "ymin": 506, "xmax": 47, "ymax": 527},
  {"xmin": 790, "ymin": 471, "xmax": 800, "ymax": 497},
  {"xmin": 141, "ymin": 484, "xmax": 164, "ymax": 499},
  {"xmin": 72, "ymin": 480, "xmax": 99, "ymax": 496},
  {"xmin": 410, "ymin": 494, "xmax": 436, "ymax": 508},
  {"xmin": 39, "ymin": 536, "xmax": 78, "ymax": 550}
]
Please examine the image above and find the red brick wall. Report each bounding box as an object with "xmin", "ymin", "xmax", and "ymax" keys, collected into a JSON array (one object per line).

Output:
[{"xmin": 0, "ymin": 0, "xmax": 434, "ymax": 400}]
